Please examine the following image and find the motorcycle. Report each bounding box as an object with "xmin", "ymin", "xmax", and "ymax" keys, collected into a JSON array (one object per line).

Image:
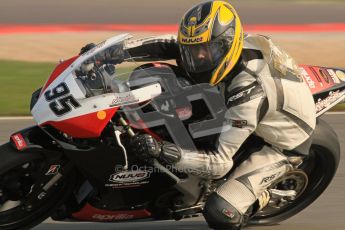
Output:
[{"xmin": 0, "ymin": 34, "xmax": 343, "ymax": 229}]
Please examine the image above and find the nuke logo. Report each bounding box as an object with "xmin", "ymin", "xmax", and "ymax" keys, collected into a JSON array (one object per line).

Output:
[
  {"xmin": 181, "ymin": 37, "xmax": 203, "ymax": 44},
  {"xmin": 109, "ymin": 170, "xmax": 150, "ymax": 183}
]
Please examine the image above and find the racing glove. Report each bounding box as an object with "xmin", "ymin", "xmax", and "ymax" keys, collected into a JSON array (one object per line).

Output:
[
  {"xmin": 131, "ymin": 134, "xmax": 181, "ymax": 164},
  {"xmin": 131, "ymin": 134, "xmax": 161, "ymax": 162},
  {"xmin": 79, "ymin": 43, "xmax": 96, "ymax": 55}
]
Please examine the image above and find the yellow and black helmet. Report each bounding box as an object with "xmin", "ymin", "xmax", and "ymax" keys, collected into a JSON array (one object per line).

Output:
[{"xmin": 178, "ymin": 1, "xmax": 244, "ymax": 85}]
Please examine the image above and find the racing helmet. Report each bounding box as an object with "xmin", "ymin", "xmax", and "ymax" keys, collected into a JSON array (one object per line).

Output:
[{"xmin": 178, "ymin": 1, "xmax": 244, "ymax": 85}]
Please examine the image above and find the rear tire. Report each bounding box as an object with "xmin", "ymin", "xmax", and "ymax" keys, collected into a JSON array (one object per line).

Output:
[
  {"xmin": 0, "ymin": 143, "xmax": 76, "ymax": 230},
  {"xmin": 250, "ymin": 118, "xmax": 340, "ymax": 225}
]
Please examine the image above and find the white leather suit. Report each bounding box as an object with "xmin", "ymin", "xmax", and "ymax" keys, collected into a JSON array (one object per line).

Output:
[{"xmin": 126, "ymin": 33, "xmax": 316, "ymax": 217}]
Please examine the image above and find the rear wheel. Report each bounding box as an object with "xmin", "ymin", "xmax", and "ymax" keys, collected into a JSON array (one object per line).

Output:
[
  {"xmin": 0, "ymin": 143, "xmax": 75, "ymax": 230},
  {"xmin": 250, "ymin": 119, "xmax": 340, "ymax": 225}
]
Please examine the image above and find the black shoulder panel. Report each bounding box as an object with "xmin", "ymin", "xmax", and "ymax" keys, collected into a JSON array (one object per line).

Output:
[{"xmin": 241, "ymin": 49, "xmax": 264, "ymax": 64}]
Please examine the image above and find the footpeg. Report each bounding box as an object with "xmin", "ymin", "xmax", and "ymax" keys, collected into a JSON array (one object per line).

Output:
[{"xmin": 269, "ymin": 189, "xmax": 297, "ymax": 200}]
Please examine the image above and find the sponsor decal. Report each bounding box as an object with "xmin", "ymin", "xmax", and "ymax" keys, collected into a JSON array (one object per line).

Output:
[
  {"xmin": 327, "ymin": 69, "xmax": 341, "ymax": 84},
  {"xmin": 92, "ymin": 213, "xmax": 134, "ymax": 221},
  {"xmin": 11, "ymin": 133, "xmax": 27, "ymax": 150},
  {"xmin": 227, "ymin": 86, "xmax": 257, "ymax": 104},
  {"xmin": 106, "ymin": 170, "xmax": 150, "ymax": 188},
  {"xmin": 110, "ymin": 93, "xmax": 139, "ymax": 107},
  {"xmin": 307, "ymin": 66, "xmax": 337, "ymax": 85},
  {"xmin": 227, "ymin": 82, "xmax": 264, "ymax": 107},
  {"xmin": 318, "ymin": 68, "xmax": 331, "ymax": 84},
  {"xmin": 315, "ymin": 90, "xmax": 343, "ymax": 113},
  {"xmin": 222, "ymin": 208, "xmax": 235, "ymax": 219},
  {"xmin": 260, "ymin": 172, "xmax": 280, "ymax": 185},
  {"xmin": 72, "ymin": 203, "xmax": 152, "ymax": 221},
  {"xmin": 181, "ymin": 37, "xmax": 203, "ymax": 44},
  {"xmin": 109, "ymin": 170, "xmax": 150, "ymax": 183},
  {"xmin": 231, "ymin": 120, "xmax": 248, "ymax": 128},
  {"xmin": 45, "ymin": 165, "xmax": 61, "ymax": 176},
  {"xmin": 308, "ymin": 67, "xmax": 324, "ymax": 86},
  {"xmin": 336, "ymin": 70, "xmax": 345, "ymax": 82},
  {"xmin": 38, "ymin": 192, "xmax": 47, "ymax": 200},
  {"xmin": 300, "ymin": 68, "xmax": 316, "ymax": 89}
]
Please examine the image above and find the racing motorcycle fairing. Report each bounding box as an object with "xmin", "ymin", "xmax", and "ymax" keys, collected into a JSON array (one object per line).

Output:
[
  {"xmin": 299, "ymin": 65, "xmax": 345, "ymax": 116},
  {"xmin": 31, "ymin": 34, "xmax": 162, "ymax": 138},
  {"xmin": 9, "ymin": 125, "xmax": 64, "ymax": 153},
  {"xmin": 300, "ymin": 65, "xmax": 345, "ymax": 94},
  {"xmin": 40, "ymin": 56, "xmax": 80, "ymax": 94}
]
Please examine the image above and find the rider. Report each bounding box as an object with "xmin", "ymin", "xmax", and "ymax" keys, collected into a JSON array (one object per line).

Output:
[{"xmin": 82, "ymin": 1, "xmax": 316, "ymax": 229}]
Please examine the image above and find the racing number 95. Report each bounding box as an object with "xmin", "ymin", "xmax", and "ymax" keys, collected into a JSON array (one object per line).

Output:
[{"xmin": 44, "ymin": 83, "xmax": 81, "ymax": 116}]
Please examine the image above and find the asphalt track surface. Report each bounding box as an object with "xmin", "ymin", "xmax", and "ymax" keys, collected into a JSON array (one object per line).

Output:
[
  {"xmin": 0, "ymin": 114, "xmax": 344, "ymax": 230},
  {"xmin": 0, "ymin": 0, "xmax": 345, "ymax": 25}
]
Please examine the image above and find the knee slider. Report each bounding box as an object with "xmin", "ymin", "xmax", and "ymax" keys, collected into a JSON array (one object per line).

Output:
[{"xmin": 203, "ymin": 193, "xmax": 242, "ymax": 229}]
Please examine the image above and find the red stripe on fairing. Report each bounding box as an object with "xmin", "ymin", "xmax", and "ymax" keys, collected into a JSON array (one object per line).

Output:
[
  {"xmin": 72, "ymin": 203, "xmax": 151, "ymax": 222},
  {"xmin": 300, "ymin": 65, "xmax": 339, "ymax": 94},
  {"xmin": 41, "ymin": 56, "xmax": 79, "ymax": 93},
  {"xmin": 42, "ymin": 108, "xmax": 118, "ymax": 138},
  {"xmin": 1, "ymin": 23, "xmax": 345, "ymax": 34}
]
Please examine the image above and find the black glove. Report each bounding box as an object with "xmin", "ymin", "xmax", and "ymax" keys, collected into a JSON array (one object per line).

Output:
[
  {"xmin": 79, "ymin": 43, "xmax": 96, "ymax": 55},
  {"xmin": 131, "ymin": 134, "xmax": 161, "ymax": 162}
]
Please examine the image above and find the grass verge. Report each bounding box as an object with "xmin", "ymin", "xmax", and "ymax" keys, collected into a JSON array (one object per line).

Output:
[
  {"xmin": 332, "ymin": 104, "xmax": 345, "ymax": 111},
  {"xmin": 0, "ymin": 60, "xmax": 55, "ymax": 116}
]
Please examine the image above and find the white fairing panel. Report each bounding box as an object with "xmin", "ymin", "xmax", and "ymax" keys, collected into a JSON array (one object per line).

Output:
[
  {"xmin": 32, "ymin": 83, "xmax": 162, "ymax": 125},
  {"xmin": 32, "ymin": 73, "xmax": 85, "ymax": 124},
  {"xmin": 31, "ymin": 33, "xmax": 162, "ymax": 127}
]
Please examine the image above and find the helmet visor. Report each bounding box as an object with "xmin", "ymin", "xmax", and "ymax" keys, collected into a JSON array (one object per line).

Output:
[{"xmin": 180, "ymin": 38, "xmax": 230, "ymax": 73}]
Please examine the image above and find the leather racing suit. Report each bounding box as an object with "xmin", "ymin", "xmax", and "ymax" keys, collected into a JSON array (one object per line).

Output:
[{"xmin": 124, "ymin": 34, "xmax": 316, "ymax": 227}]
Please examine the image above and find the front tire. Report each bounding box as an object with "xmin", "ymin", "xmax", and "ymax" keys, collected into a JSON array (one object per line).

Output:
[{"xmin": 0, "ymin": 143, "xmax": 76, "ymax": 230}]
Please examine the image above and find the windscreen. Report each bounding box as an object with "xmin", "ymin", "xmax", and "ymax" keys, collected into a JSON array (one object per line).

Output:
[
  {"xmin": 73, "ymin": 41, "xmax": 140, "ymax": 97},
  {"xmin": 72, "ymin": 38, "xmax": 185, "ymax": 112}
]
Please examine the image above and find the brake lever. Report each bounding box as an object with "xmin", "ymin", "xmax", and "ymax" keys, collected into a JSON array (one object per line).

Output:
[{"xmin": 114, "ymin": 129, "xmax": 128, "ymax": 170}]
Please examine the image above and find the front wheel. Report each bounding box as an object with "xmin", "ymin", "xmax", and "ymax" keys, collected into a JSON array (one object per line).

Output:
[
  {"xmin": 0, "ymin": 143, "xmax": 76, "ymax": 230},
  {"xmin": 250, "ymin": 119, "xmax": 340, "ymax": 225}
]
